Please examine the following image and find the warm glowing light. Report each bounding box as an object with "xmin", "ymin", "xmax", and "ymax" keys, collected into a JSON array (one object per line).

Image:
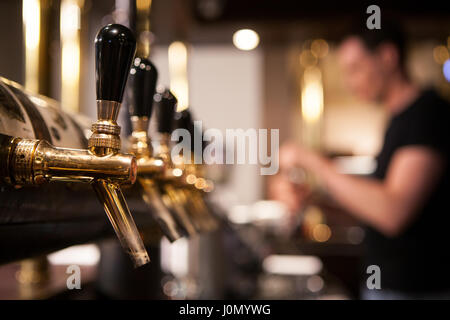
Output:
[
  {"xmin": 186, "ymin": 174, "xmax": 197, "ymax": 184},
  {"xmin": 194, "ymin": 178, "xmax": 206, "ymax": 189},
  {"xmin": 23, "ymin": 0, "xmax": 40, "ymax": 49},
  {"xmin": 300, "ymin": 50, "xmax": 317, "ymax": 68},
  {"xmin": 443, "ymin": 59, "xmax": 450, "ymax": 82},
  {"xmin": 433, "ymin": 45, "xmax": 449, "ymax": 64},
  {"xmin": 232, "ymin": 29, "xmax": 259, "ymax": 51},
  {"xmin": 172, "ymin": 155, "xmax": 184, "ymax": 165},
  {"xmin": 311, "ymin": 39, "xmax": 329, "ymax": 58},
  {"xmin": 23, "ymin": 0, "xmax": 40, "ymax": 92},
  {"xmin": 60, "ymin": 0, "xmax": 81, "ymax": 112},
  {"xmin": 136, "ymin": 0, "xmax": 152, "ymax": 10},
  {"xmin": 62, "ymin": 42, "xmax": 80, "ymax": 81},
  {"xmin": 48, "ymin": 244, "xmax": 100, "ymax": 266},
  {"xmin": 303, "ymin": 205, "xmax": 324, "ymax": 225},
  {"xmin": 312, "ymin": 224, "xmax": 331, "ymax": 242},
  {"xmin": 263, "ymin": 255, "xmax": 323, "ymax": 276},
  {"xmin": 168, "ymin": 41, "xmax": 189, "ymax": 112},
  {"xmin": 61, "ymin": 1, "xmax": 80, "ymax": 37},
  {"xmin": 301, "ymin": 67, "xmax": 324, "ymax": 123},
  {"xmin": 172, "ymin": 168, "xmax": 183, "ymax": 177},
  {"xmin": 204, "ymin": 180, "xmax": 214, "ymax": 193}
]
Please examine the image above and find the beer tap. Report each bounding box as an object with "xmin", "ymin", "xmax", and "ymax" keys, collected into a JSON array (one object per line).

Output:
[
  {"xmin": 152, "ymin": 89, "xmax": 199, "ymax": 236},
  {"xmin": 126, "ymin": 56, "xmax": 185, "ymax": 241},
  {"xmin": 172, "ymin": 109, "xmax": 218, "ymax": 232},
  {"xmin": 0, "ymin": 24, "xmax": 150, "ymax": 267},
  {"xmin": 153, "ymin": 92, "xmax": 217, "ymax": 232}
]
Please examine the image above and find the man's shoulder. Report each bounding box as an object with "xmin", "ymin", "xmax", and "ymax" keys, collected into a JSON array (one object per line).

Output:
[
  {"xmin": 393, "ymin": 88, "xmax": 450, "ymax": 152},
  {"xmin": 414, "ymin": 88, "xmax": 450, "ymax": 114},
  {"xmin": 399, "ymin": 88, "xmax": 450, "ymax": 127}
]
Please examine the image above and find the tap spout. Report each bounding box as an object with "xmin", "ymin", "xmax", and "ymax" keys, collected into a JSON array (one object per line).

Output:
[{"xmin": 93, "ymin": 179, "xmax": 150, "ymax": 267}]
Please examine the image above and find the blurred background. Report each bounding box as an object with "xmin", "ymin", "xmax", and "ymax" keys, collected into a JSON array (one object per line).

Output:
[{"xmin": 0, "ymin": 0, "xmax": 449, "ymax": 300}]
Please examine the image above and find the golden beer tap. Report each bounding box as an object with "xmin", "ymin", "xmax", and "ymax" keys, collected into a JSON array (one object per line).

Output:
[
  {"xmin": 125, "ymin": 56, "xmax": 189, "ymax": 241},
  {"xmin": 0, "ymin": 24, "xmax": 150, "ymax": 267},
  {"xmin": 181, "ymin": 161, "xmax": 218, "ymax": 232},
  {"xmin": 154, "ymin": 95, "xmax": 218, "ymax": 233},
  {"xmin": 174, "ymin": 110, "xmax": 219, "ymax": 232},
  {"xmin": 151, "ymin": 89, "xmax": 199, "ymax": 236}
]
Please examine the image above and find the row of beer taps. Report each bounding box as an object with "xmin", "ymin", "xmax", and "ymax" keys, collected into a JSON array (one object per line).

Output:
[
  {"xmin": 126, "ymin": 45, "xmax": 219, "ymax": 250},
  {"xmin": 0, "ymin": 24, "xmax": 218, "ymax": 268}
]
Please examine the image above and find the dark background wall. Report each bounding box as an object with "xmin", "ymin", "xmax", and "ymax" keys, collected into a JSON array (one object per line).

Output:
[{"xmin": 0, "ymin": 0, "xmax": 24, "ymax": 84}]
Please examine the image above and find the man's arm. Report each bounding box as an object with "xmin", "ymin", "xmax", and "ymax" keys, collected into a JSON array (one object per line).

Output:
[{"xmin": 300, "ymin": 146, "xmax": 444, "ymax": 237}]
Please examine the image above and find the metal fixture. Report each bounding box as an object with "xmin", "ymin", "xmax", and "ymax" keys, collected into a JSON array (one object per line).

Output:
[
  {"xmin": 152, "ymin": 89, "xmax": 198, "ymax": 236},
  {"xmin": 126, "ymin": 56, "xmax": 185, "ymax": 241},
  {"xmin": 170, "ymin": 109, "xmax": 218, "ymax": 232},
  {"xmin": 0, "ymin": 24, "xmax": 150, "ymax": 267},
  {"xmin": 154, "ymin": 93, "xmax": 218, "ymax": 233}
]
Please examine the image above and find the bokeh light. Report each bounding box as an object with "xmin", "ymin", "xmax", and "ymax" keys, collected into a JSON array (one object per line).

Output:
[
  {"xmin": 232, "ymin": 29, "xmax": 260, "ymax": 51},
  {"xmin": 312, "ymin": 224, "xmax": 332, "ymax": 242},
  {"xmin": 311, "ymin": 39, "xmax": 329, "ymax": 58},
  {"xmin": 186, "ymin": 174, "xmax": 197, "ymax": 184},
  {"xmin": 299, "ymin": 50, "xmax": 318, "ymax": 68},
  {"xmin": 433, "ymin": 45, "xmax": 449, "ymax": 64},
  {"xmin": 443, "ymin": 59, "xmax": 450, "ymax": 82}
]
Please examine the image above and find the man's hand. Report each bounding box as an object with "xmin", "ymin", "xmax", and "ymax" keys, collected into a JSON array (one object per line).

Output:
[
  {"xmin": 267, "ymin": 171, "xmax": 310, "ymax": 214},
  {"xmin": 268, "ymin": 141, "xmax": 316, "ymax": 214},
  {"xmin": 271, "ymin": 141, "xmax": 445, "ymax": 237},
  {"xmin": 279, "ymin": 141, "xmax": 326, "ymax": 172}
]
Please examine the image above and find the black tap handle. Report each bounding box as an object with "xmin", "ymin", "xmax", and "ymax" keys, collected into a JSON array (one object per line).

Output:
[
  {"xmin": 174, "ymin": 109, "xmax": 209, "ymax": 152},
  {"xmin": 127, "ymin": 57, "xmax": 158, "ymax": 118},
  {"xmin": 174, "ymin": 109, "xmax": 194, "ymax": 135},
  {"xmin": 95, "ymin": 24, "xmax": 136, "ymax": 102},
  {"xmin": 154, "ymin": 89, "xmax": 177, "ymax": 133},
  {"xmin": 174, "ymin": 109, "xmax": 196, "ymax": 152}
]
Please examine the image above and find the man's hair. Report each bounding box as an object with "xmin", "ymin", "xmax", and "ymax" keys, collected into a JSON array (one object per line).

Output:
[{"xmin": 343, "ymin": 20, "xmax": 407, "ymax": 72}]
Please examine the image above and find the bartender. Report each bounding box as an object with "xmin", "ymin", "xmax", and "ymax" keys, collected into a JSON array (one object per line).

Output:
[{"xmin": 270, "ymin": 23, "xmax": 450, "ymax": 299}]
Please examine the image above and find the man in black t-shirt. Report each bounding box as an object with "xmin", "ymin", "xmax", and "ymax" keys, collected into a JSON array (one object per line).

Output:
[{"xmin": 270, "ymin": 24, "xmax": 450, "ymax": 299}]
